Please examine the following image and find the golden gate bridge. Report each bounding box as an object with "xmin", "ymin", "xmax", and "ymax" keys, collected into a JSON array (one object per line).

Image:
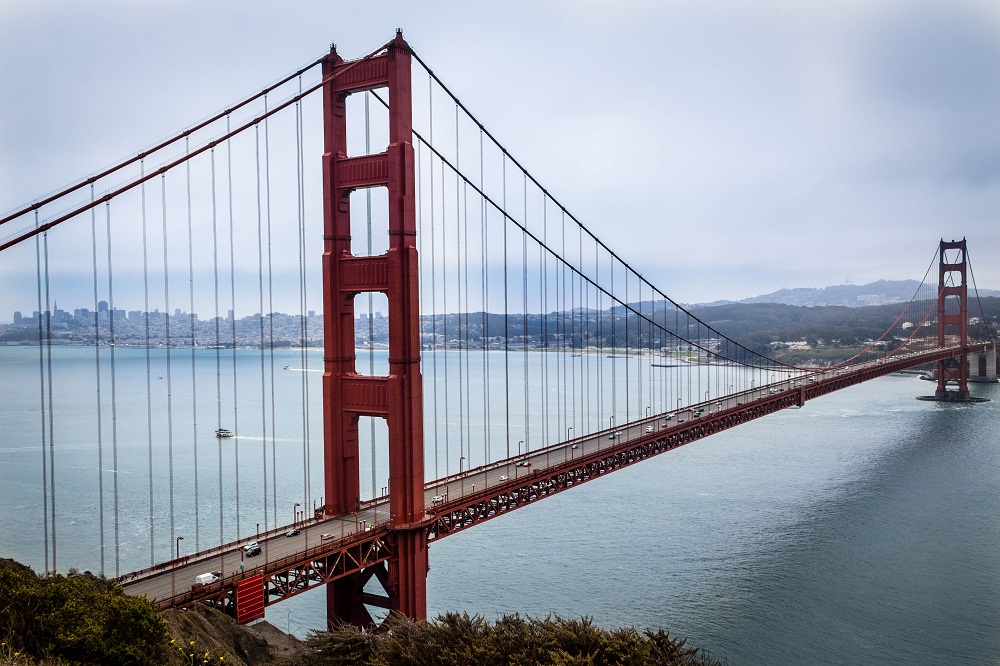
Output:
[{"xmin": 0, "ymin": 32, "xmax": 993, "ymax": 628}]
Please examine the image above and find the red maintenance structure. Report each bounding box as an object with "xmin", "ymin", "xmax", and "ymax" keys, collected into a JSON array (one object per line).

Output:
[{"xmin": 321, "ymin": 31, "xmax": 428, "ymax": 626}]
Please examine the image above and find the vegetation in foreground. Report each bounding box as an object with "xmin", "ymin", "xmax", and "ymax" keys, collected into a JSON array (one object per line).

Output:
[
  {"xmin": 1, "ymin": 559, "xmax": 721, "ymax": 666},
  {"xmin": 298, "ymin": 612, "xmax": 723, "ymax": 666},
  {"xmin": 0, "ymin": 559, "xmax": 168, "ymax": 665}
]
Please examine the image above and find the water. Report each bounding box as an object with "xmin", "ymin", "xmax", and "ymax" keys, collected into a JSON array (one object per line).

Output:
[{"xmin": 1, "ymin": 346, "xmax": 997, "ymax": 664}]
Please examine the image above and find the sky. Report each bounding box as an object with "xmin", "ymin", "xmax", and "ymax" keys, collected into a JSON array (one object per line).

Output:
[{"xmin": 2, "ymin": 0, "xmax": 999, "ymax": 315}]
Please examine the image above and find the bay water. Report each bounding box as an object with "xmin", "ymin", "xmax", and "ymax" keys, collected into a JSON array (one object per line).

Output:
[{"xmin": 1, "ymin": 346, "xmax": 997, "ymax": 664}]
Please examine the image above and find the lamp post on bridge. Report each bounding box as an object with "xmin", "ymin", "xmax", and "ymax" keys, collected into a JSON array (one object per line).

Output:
[
  {"xmin": 293, "ymin": 502, "xmax": 301, "ymax": 527},
  {"xmin": 176, "ymin": 536, "xmax": 184, "ymax": 560},
  {"xmin": 518, "ymin": 440, "xmax": 523, "ymax": 456}
]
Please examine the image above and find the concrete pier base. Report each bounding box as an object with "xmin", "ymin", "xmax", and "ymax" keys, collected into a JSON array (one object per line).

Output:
[{"xmin": 916, "ymin": 391, "xmax": 989, "ymax": 403}]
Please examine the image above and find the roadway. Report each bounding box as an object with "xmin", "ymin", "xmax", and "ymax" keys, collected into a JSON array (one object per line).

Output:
[{"xmin": 123, "ymin": 347, "xmax": 956, "ymax": 607}]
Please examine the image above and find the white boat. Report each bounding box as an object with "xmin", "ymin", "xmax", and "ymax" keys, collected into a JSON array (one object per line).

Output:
[{"xmin": 215, "ymin": 428, "xmax": 234, "ymax": 438}]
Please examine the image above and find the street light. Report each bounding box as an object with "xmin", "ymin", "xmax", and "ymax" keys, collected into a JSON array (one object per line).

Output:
[
  {"xmin": 176, "ymin": 536, "xmax": 184, "ymax": 560},
  {"xmin": 567, "ymin": 427, "xmax": 573, "ymax": 440},
  {"xmin": 518, "ymin": 440, "xmax": 523, "ymax": 456},
  {"xmin": 293, "ymin": 502, "xmax": 301, "ymax": 527},
  {"xmin": 645, "ymin": 406, "xmax": 650, "ymax": 417}
]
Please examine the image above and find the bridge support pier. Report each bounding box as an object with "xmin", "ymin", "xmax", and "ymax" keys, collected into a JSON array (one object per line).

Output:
[{"xmin": 321, "ymin": 32, "xmax": 428, "ymax": 629}]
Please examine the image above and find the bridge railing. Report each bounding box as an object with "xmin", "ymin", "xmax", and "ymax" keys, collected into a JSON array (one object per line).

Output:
[{"xmin": 148, "ymin": 525, "xmax": 391, "ymax": 610}]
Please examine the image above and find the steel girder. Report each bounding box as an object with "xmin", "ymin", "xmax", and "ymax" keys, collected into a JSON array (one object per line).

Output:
[
  {"xmin": 146, "ymin": 529, "xmax": 393, "ymax": 616},
  {"xmin": 426, "ymin": 345, "xmax": 985, "ymax": 540}
]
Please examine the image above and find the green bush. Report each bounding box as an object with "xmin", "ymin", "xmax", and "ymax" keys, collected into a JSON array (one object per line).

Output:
[
  {"xmin": 298, "ymin": 612, "xmax": 721, "ymax": 666},
  {"xmin": 0, "ymin": 559, "xmax": 169, "ymax": 665}
]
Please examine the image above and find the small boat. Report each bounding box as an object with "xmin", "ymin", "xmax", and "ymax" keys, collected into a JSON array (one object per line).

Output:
[
  {"xmin": 283, "ymin": 365, "xmax": 290, "ymax": 370},
  {"xmin": 215, "ymin": 428, "xmax": 235, "ymax": 438}
]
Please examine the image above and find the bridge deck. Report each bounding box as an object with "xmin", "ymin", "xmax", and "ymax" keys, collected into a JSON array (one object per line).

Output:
[{"xmin": 122, "ymin": 345, "xmax": 977, "ymax": 614}]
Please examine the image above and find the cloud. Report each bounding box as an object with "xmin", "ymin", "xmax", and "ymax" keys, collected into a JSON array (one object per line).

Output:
[{"xmin": 1, "ymin": 0, "xmax": 998, "ymax": 317}]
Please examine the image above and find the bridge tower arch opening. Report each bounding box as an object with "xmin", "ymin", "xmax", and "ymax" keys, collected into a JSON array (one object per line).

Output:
[{"xmin": 321, "ymin": 31, "xmax": 427, "ymax": 627}]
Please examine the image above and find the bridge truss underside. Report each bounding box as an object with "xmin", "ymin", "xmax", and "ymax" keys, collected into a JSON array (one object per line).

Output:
[{"xmin": 130, "ymin": 344, "xmax": 982, "ymax": 620}]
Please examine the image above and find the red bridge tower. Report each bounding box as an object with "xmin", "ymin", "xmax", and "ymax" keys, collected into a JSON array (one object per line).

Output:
[
  {"xmin": 934, "ymin": 238, "xmax": 972, "ymax": 400},
  {"xmin": 321, "ymin": 32, "xmax": 427, "ymax": 626}
]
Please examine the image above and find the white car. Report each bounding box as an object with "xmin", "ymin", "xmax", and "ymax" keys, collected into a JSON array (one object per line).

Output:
[
  {"xmin": 499, "ymin": 475, "xmax": 508, "ymax": 481},
  {"xmin": 645, "ymin": 425, "xmax": 654, "ymax": 433},
  {"xmin": 195, "ymin": 572, "xmax": 220, "ymax": 586},
  {"xmin": 432, "ymin": 495, "xmax": 444, "ymax": 504}
]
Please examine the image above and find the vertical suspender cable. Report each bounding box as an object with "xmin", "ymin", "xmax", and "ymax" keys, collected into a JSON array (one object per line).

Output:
[
  {"xmin": 185, "ymin": 138, "xmax": 201, "ymax": 551},
  {"xmin": 596, "ymin": 241, "xmax": 602, "ymax": 428},
  {"xmin": 502, "ymin": 157, "xmax": 510, "ymax": 458},
  {"xmin": 35, "ymin": 212, "xmax": 49, "ymax": 574},
  {"xmin": 90, "ymin": 185, "xmax": 106, "ymax": 577},
  {"xmin": 43, "ymin": 230, "xmax": 56, "ymax": 570},
  {"xmin": 162, "ymin": 174, "xmax": 176, "ymax": 557},
  {"xmin": 140, "ymin": 160, "xmax": 155, "ymax": 564},
  {"xmin": 226, "ymin": 116, "xmax": 241, "ymax": 538},
  {"xmin": 480, "ymin": 130, "xmax": 489, "ymax": 465},
  {"xmin": 105, "ymin": 202, "xmax": 121, "ymax": 576},
  {"xmin": 428, "ymin": 76, "xmax": 440, "ymax": 479},
  {"xmin": 264, "ymin": 97, "xmax": 278, "ymax": 526},
  {"xmin": 295, "ymin": 79, "xmax": 311, "ymax": 508},
  {"xmin": 455, "ymin": 105, "xmax": 466, "ymax": 473},
  {"xmin": 463, "ymin": 180, "xmax": 471, "ymax": 469},
  {"xmin": 255, "ymin": 123, "xmax": 270, "ymax": 531},
  {"xmin": 442, "ymin": 158, "xmax": 450, "ymax": 475},
  {"xmin": 541, "ymin": 197, "xmax": 548, "ymax": 447},
  {"xmin": 611, "ymin": 255, "xmax": 616, "ymax": 428},
  {"xmin": 522, "ymin": 175, "xmax": 529, "ymax": 451},
  {"xmin": 212, "ymin": 148, "xmax": 224, "ymax": 545},
  {"xmin": 625, "ymin": 268, "xmax": 630, "ymax": 422}
]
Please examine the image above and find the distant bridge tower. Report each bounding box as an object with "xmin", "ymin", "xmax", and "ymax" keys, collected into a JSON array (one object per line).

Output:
[
  {"xmin": 934, "ymin": 239, "xmax": 972, "ymax": 400},
  {"xmin": 321, "ymin": 32, "xmax": 427, "ymax": 626}
]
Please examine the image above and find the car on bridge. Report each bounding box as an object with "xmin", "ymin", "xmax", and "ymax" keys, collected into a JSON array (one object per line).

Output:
[
  {"xmin": 194, "ymin": 572, "xmax": 220, "ymax": 586},
  {"xmin": 645, "ymin": 425, "xmax": 654, "ymax": 433},
  {"xmin": 244, "ymin": 542, "xmax": 261, "ymax": 557},
  {"xmin": 284, "ymin": 529, "xmax": 300, "ymax": 538}
]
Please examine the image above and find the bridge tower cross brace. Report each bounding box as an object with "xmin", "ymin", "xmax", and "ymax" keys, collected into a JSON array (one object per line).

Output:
[
  {"xmin": 935, "ymin": 238, "xmax": 970, "ymax": 400},
  {"xmin": 321, "ymin": 32, "xmax": 427, "ymax": 627}
]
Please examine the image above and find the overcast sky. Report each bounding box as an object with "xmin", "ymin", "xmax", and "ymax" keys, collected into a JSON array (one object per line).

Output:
[{"xmin": 2, "ymin": 0, "xmax": 998, "ymax": 309}]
